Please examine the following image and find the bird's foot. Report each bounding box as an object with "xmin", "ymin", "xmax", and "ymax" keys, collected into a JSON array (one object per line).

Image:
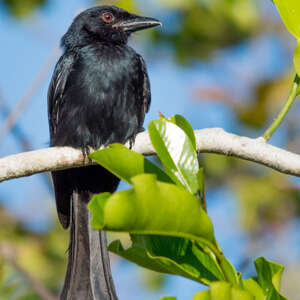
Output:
[{"xmin": 81, "ymin": 146, "xmax": 92, "ymax": 163}]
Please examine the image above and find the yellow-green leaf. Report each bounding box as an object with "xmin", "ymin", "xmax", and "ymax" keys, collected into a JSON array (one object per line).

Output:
[
  {"xmin": 193, "ymin": 282, "xmax": 254, "ymax": 300},
  {"xmin": 274, "ymin": 0, "xmax": 300, "ymax": 38},
  {"xmin": 148, "ymin": 119, "xmax": 200, "ymax": 194},
  {"xmin": 294, "ymin": 40, "xmax": 300, "ymax": 77},
  {"xmin": 89, "ymin": 174, "xmax": 214, "ymax": 242},
  {"xmin": 89, "ymin": 143, "xmax": 171, "ymax": 184}
]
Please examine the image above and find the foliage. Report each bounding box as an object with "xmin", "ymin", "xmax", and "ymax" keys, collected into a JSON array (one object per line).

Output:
[
  {"xmin": 0, "ymin": 206, "xmax": 68, "ymax": 298},
  {"xmin": 193, "ymin": 282, "xmax": 255, "ymax": 300},
  {"xmin": 4, "ymin": 0, "xmax": 259, "ymax": 61},
  {"xmin": 273, "ymin": 0, "xmax": 300, "ymax": 79},
  {"xmin": 2, "ymin": 0, "xmax": 46, "ymax": 18},
  {"xmin": 151, "ymin": 0, "xmax": 259, "ymax": 62},
  {"xmin": 89, "ymin": 115, "xmax": 289, "ymax": 299},
  {"xmin": 273, "ymin": 0, "xmax": 300, "ymax": 38}
]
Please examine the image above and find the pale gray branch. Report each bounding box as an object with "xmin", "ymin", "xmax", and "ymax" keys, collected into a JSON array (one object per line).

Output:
[{"xmin": 0, "ymin": 129, "xmax": 300, "ymax": 183}]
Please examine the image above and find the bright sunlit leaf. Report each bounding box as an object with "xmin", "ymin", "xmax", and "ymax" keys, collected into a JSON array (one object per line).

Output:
[
  {"xmin": 274, "ymin": 1, "xmax": 300, "ymax": 75},
  {"xmin": 273, "ymin": 0, "xmax": 300, "ymax": 38},
  {"xmin": 169, "ymin": 115, "xmax": 196, "ymax": 150},
  {"xmin": 193, "ymin": 282, "xmax": 255, "ymax": 300},
  {"xmin": 89, "ymin": 143, "xmax": 171, "ymax": 184},
  {"xmin": 242, "ymin": 279, "xmax": 264, "ymax": 300},
  {"xmin": 293, "ymin": 40, "xmax": 300, "ymax": 77},
  {"xmin": 148, "ymin": 119, "xmax": 200, "ymax": 194},
  {"xmin": 89, "ymin": 174, "xmax": 214, "ymax": 241}
]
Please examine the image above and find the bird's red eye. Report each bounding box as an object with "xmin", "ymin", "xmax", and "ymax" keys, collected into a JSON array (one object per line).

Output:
[{"xmin": 102, "ymin": 12, "xmax": 114, "ymax": 23}]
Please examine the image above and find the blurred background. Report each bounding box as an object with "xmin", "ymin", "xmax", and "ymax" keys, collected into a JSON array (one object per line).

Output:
[{"xmin": 0, "ymin": 0, "xmax": 300, "ymax": 299}]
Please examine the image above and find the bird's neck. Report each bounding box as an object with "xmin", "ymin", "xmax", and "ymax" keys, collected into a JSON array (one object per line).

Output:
[{"xmin": 62, "ymin": 30, "xmax": 128, "ymax": 51}]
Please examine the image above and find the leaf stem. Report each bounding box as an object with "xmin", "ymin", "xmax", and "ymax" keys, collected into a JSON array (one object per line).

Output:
[
  {"xmin": 263, "ymin": 74, "xmax": 300, "ymax": 141},
  {"xmin": 197, "ymin": 238, "xmax": 239, "ymax": 287},
  {"xmin": 211, "ymin": 239, "xmax": 239, "ymax": 287}
]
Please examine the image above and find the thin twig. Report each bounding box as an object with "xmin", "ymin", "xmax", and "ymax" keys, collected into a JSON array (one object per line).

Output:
[
  {"xmin": 0, "ymin": 46, "xmax": 61, "ymax": 142},
  {"xmin": 0, "ymin": 91, "xmax": 53, "ymax": 192},
  {"xmin": 0, "ymin": 91, "xmax": 32, "ymax": 151},
  {"xmin": 0, "ymin": 244, "xmax": 58, "ymax": 300},
  {"xmin": 263, "ymin": 74, "xmax": 300, "ymax": 141}
]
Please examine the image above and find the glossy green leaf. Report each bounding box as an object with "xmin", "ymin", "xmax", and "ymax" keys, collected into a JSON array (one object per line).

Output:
[
  {"xmin": 275, "ymin": 1, "xmax": 300, "ymax": 93},
  {"xmin": 253, "ymin": 257, "xmax": 287, "ymax": 300},
  {"xmin": 169, "ymin": 115, "xmax": 196, "ymax": 149},
  {"xmin": 148, "ymin": 119, "xmax": 200, "ymax": 194},
  {"xmin": 89, "ymin": 174, "xmax": 214, "ymax": 242},
  {"xmin": 108, "ymin": 235, "xmax": 224, "ymax": 285},
  {"xmin": 294, "ymin": 40, "xmax": 300, "ymax": 77},
  {"xmin": 89, "ymin": 143, "xmax": 171, "ymax": 184},
  {"xmin": 160, "ymin": 297, "xmax": 177, "ymax": 300},
  {"xmin": 273, "ymin": 0, "xmax": 300, "ymax": 38},
  {"xmin": 193, "ymin": 282, "xmax": 255, "ymax": 300}
]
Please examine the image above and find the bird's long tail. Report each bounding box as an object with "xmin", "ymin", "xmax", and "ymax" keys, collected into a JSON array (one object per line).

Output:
[{"xmin": 60, "ymin": 191, "xmax": 118, "ymax": 300}]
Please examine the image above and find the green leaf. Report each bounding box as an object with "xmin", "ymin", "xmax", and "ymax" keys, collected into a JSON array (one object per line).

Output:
[
  {"xmin": 89, "ymin": 174, "xmax": 229, "ymax": 285},
  {"xmin": 89, "ymin": 174, "xmax": 214, "ymax": 242},
  {"xmin": 219, "ymin": 257, "xmax": 240, "ymax": 288},
  {"xmin": 193, "ymin": 282, "xmax": 255, "ymax": 300},
  {"xmin": 273, "ymin": 0, "xmax": 300, "ymax": 38},
  {"xmin": 294, "ymin": 40, "xmax": 300, "ymax": 77},
  {"xmin": 160, "ymin": 297, "xmax": 177, "ymax": 300},
  {"xmin": 108, "ymin": 235, "xmax": 224, "ymax": 285},
  {"xmin": 253, "ymin": 257, "xmax": 287, "ymax": 300},
  {"xmin": 194, "ymin": 290, "xmax": 210, "ymax": 300},
  {"xmin": 169, "ymin": 115, "xmax": 196, "ymax": 149},
  {"xmin": 148, "ymin": 119, "xmax": 200, "ymax": 194},
  {"xmin": 89, "ymin": 143, "xmax": 171, "ymax": 184},
  {"xmin": 242, "ymin": 279, "xmax": 265, "ymax": 300},
  {"xmin": 88, "ymin": 193, "xmax": 111, "ymax": 229}
]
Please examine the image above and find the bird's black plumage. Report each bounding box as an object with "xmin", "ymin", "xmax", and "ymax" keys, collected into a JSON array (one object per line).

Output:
[{"xmin": 48, "ymin": 6, "xmax": 160, "ymax": 299}]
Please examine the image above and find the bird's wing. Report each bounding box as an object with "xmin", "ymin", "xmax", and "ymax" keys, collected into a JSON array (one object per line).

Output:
[
  {"xmin": 137, "ymin": 54, "xmax": 151, "ymax": 128},
  {"xmin": 48, "ymin": 52, "xmax": 75, "ymax": 229},
  {"xmin": 48, "ymin": 52, "xmax": 75, "ymax": 140}
]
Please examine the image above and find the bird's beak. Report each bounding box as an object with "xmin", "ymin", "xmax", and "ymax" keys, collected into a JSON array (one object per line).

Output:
[{"xmin": 113, "ymin": 16, "xmax": 162, "ymax": 32}]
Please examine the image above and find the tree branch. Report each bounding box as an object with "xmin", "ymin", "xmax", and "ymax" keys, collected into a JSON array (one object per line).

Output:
[{"xmin": 0, "ymin": 128, "xmax": 300, "ymax": 183}]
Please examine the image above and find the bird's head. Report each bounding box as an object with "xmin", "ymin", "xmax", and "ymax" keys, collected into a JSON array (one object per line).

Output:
[{"xmin": 62, "ymin": 6, "xmax": 161, "ymax": 48}]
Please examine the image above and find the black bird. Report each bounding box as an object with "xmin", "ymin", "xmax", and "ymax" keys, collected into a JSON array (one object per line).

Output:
[{"xmin": 48, "ymin": 6, "xmax": 161, "ymax": 300}]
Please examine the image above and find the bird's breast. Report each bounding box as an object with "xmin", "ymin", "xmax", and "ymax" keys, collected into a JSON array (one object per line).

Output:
[{"xmin": 56, "ymin": 44, "xmax": 143, "ymax": 149}]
